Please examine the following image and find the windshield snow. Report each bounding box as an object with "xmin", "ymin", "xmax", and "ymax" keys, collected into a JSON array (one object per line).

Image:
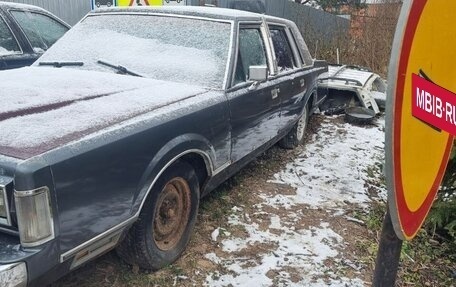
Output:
[{"xmin": 37, "ymin": 14, "xmax": 232, "ymax": 88}]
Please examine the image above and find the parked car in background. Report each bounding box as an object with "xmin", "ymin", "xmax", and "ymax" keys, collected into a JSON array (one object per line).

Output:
[
  {"xmin": 95, "ymin": 0, "xmax": 112, "ymax": 7},
  {"xmin": 0, "ymin": 2, "xmax": 70, "ymax": 70},
  {"xmin": 0, "ymin": 6, "xmax": 326, "ymax": 286}
]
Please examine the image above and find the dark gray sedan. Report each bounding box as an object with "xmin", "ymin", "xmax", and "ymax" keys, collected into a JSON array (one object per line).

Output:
[{"xmin": 0, "ymin": 6, "xmax": 326, "ymax": 286}]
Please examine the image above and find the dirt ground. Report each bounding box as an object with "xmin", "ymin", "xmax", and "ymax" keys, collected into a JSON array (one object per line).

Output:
[{"xmin": 52, "ymin": 115, "xmax": 387, "ymax": 287}]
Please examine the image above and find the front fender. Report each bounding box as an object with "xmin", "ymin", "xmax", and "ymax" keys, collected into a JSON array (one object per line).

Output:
[{"xmin": 131, "ymin": 133, "xmax": 215, "ymax": 215}]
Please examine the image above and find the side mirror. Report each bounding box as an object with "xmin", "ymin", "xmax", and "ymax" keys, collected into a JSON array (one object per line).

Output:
[{"xmin": 248, "ymin": 65, "xmax": 267, "ymax": 82}]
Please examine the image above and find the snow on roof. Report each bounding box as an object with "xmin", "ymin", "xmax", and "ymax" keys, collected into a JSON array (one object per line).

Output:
[
  {"xmin": 0, "ymin": 1, "xmax": 46, "ymax": 12},
  {"xmin": 94, "ymin": 5, "xmax": 268, "ymax": 21}
]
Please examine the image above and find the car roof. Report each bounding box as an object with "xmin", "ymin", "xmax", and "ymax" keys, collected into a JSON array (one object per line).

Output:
[
  {"xmin": 0, "ymin": 1, "xmax": 70, "ymax": 27},
  {"xmin": 320, "ymin": 65, "xmax": 379, "ymax": 88},
  {"xmin": 0, "ymin": 1, "xmax": 47, "ymax": 12},
  {"xmin": 91, "ymin": 5, "xmax": 294, "ymax": 24}
]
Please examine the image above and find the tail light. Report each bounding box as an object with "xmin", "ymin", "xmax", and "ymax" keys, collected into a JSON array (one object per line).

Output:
[{"xmin": 14, "ymin": 187, "xmax": 54, "ymax": 247}]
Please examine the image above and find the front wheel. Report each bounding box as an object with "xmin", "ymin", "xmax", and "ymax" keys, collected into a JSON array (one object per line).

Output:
[
  {"xmin": 117, "ymin": 161, "xmax": 200, "ymax": 270},
  {"xmin": 279, "ymin": 103, "xmax": 309, "ymax": 149}
]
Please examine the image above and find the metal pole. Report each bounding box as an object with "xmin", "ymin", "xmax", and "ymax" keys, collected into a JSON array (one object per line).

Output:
[
  {"xmin": 373, "ymin": 207, "xmax": 403, "ymax": 287},
  {"xmin": 336, "ymin": 48, "xmax": 340, "ymax": 64}
]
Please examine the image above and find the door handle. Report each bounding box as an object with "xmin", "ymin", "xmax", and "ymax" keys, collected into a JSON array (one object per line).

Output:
[
  {"xmin": 271, "ymin": 88, "xmax": 280, "ymax": 99},
  {"xmin": 300, "ymin": 79, "xmax": 306, "ymax": 87}
]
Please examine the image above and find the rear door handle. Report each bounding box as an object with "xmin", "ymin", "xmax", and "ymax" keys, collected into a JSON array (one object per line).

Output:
[
  {"xmin": 300, "ymin": 79, "xmax": 305, "ymax": 87},
  {"xmin": 271, "ymin": 88, "xmax": 280, "ymax": 99}
]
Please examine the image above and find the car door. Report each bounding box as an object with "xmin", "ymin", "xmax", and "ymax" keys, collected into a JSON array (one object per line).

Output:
[
  {"xmin": 227, "ymin": 22, "xmax": 281, "ymax": 163},
  {"xmin": 268, "ymin": 24, "xmax": 314, "ymax": 130}
]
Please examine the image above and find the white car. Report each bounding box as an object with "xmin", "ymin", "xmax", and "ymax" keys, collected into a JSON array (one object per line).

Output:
[{"xmin": 318, "ymin": 65, "xmax": 387, "ymax": 114}]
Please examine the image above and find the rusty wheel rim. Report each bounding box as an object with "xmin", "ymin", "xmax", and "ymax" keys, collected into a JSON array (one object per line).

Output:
[{"xmin": 153, "ymin": 177, "xmax": 191, "ymax": 251}]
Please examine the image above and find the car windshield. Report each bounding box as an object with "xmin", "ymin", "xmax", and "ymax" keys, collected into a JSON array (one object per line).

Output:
[{"xmin": 36, "ymin": 13, "xmax": 232, "ymax": 88}]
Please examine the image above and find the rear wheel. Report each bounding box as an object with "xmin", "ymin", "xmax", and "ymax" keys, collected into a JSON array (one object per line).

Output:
[
  {"xmin": 117, "ymin": 161, "xmax": 200, "ymax": 270},
  {"xmin": 279, "ymin": 103, "xmax": 309, "ymax": 149}
]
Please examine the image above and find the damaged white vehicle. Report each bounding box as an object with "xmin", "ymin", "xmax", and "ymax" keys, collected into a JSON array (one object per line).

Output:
[{"xmin": 317, "ymin": 65, "xmax": 387, "ymax": 115}]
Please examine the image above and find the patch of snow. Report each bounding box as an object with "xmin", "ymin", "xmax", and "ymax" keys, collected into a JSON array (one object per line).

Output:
[
  {"xmin": 205, "ymin": 253, "xmax": 222, "ymax": 265},
  {"xmin": 205, "ymin": 115, "xmax": 386, "ymax": 286},
  {"xmin": 0, "ymin": 47, "xmax": 20, "ymax": 56},
  {"xmin": 32, "ymin": 47, "xmax": 45, "ymax": 53},
  {"xmin": 211, "ymin": 228, "xmax": 220, "ymax": 242},
  {"xmin": 269, "ymin": 216, "xmax": 281, "ymax": 229},
  {"xmin": 206, "ymin": 217, "xmax": 358, "ymax": 287},
  {"xmin": 268, "ymin": 117, "xmax": 385, "ymax": 208}
]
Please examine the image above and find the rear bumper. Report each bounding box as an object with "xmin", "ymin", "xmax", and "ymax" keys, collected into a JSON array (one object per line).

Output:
[{"xmin": 0, "ymin": 262, "xmax": 27, "ymax": 287}]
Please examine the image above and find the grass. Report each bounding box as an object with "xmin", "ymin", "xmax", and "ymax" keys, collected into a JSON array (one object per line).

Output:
[{"xmin": 355, "ymin": 160, "xmax": 456, "ymax": 286}]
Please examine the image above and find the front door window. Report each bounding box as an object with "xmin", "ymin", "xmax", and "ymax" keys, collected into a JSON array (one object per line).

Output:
[{"xmin": 233, "ymin": 28, "xmax": 267, "ymax": 86}]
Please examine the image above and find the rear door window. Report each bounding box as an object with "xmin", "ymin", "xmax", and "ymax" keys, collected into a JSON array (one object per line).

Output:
[
  {"xmin": 269, "ymin": 27, "xmax": 296, "ymax": 72},
  {"xmin": 10, "ymin": 10, "xmax": 68, "ymax": 53},
  {"xmin": 0, "ymin": 16, "xmax": 20, "ymax": 55}
]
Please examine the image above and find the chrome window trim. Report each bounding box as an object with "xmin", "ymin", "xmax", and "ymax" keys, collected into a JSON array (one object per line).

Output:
[
  {"xmin": 0, "ymin": 184, "xmax": 11, "ymax": 227},
  {"xmin": 0, "ymin": 14, "xmax": 23, "ymax": 55},
  {"xmin": 261, "ymin": 18, "xmax": 277, "ymax": 76},
  {"xmin": 285, "ymin": 27, "xmax": 303, "ymax": 68},
  {"xmin": 229, "ymin": 20, "xmax": 270, "ymax": 88},
  {"xmin": 289, "ymin": 27, "xmax": 313, "ymax": 68},
  {"xmin": 84, "ymin": 12, "xmax": 233, "ymax": 90},
  {"xmin": 223, "ymin": 19, "xmax": 236, "ymax": 90},
  {"xmin": 267, "ymin": 22, "xmax": 302, "ymax": 71}
]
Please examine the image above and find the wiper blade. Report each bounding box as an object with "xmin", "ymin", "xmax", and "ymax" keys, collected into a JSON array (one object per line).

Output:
[
  {"xmin": 39, "ymin": 61, "xmax": 84, "ymax": 68},
  {"xmin": 96, "ymin": 59, "xmax": 143, "ymax": 77}
]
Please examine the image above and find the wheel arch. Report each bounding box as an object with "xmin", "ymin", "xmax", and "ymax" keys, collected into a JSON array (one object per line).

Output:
[{"xmin": 131, "ymin": 134, "xmax": 215, "ymax": 217}]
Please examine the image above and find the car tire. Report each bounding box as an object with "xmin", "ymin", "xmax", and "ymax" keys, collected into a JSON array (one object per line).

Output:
[
  {"xmin": 279, "ymin": 103, "xmax": 309, "ymax": 149},
  {"xmin": 96, "ymin": 2, "xmax": 101, "ymax": 7},
  {"xmin": 107, "ymin": 2, "xmax": 112, "ymax": 7},
  {"xmin": 117, "ymin": 161, "xmax": 200, "ymax": 270}
]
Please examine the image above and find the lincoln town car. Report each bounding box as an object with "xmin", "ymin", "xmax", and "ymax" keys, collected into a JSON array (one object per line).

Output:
[{"xmin": 0, "ymin": 6, "xmax": 327, "ymax": 286}]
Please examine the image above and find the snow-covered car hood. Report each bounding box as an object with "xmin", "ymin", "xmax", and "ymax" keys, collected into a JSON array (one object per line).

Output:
[{"xmin": 0, "ymin": 67, "xmax": 210, "ymax": 159}]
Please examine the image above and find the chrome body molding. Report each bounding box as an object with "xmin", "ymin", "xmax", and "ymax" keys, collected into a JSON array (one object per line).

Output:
[{"xmin": 60, "ymin": 216, "xmax": 137, "ymax": 263}]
